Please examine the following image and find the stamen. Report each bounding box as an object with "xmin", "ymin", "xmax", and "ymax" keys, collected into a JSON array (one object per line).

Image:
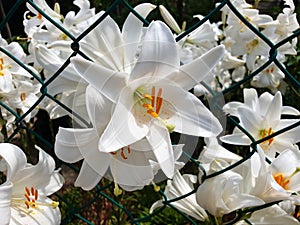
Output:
[
  {"xmin": 151, "ymin": 86, "xmax": 155, "ymax": 107},
  {"xmin": 20, "ymin": 93, "xmax": 26, "ymax": 102},
  {"xmin": 142, "ymin": 94, "xmax": 153, "ymax": 100},
  {"xmin": 24, "ymin": 193, "xmax": 30, "ymax": 202},
  {"xmin": 135, "ymin": 86, "xmax": 175, "ymax": 132},
  {"xmin": 273, "ymin": 173, "xmax": 290, "ymax": 190},
  {"xmin": 110, "ymin": 146, "xmax": 131, "ymax": 159},
  {"xmin": 21, "ymin": 186, "xmax": 59, "ymax": 209},
  {"xmin": 25, "ymin": 186, "xmax": 30, "ymax": 196},
  {"xmin": 147, "ymin": 109, "xmax": 159, "ymax": 118},
  {"xmin": 156, "ymin": 88, "xmax": 163, "ymax": 114},
  {"xmin": 143, "ymin": 103, "xmax": 153, "ymax": 110},
  {"xmin": 37, "ymin": 13, "xmax": 43, "ymax": 20},
  {"xmin": 121, "ymin": 148, "xmax": 127, "ymax": 159},
  {"xmin": 127, "ymin": 145, "xmax": 131, "ymax": 154}
]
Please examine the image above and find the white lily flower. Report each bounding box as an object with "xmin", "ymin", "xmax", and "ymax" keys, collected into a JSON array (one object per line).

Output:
[
  {"xmin": 55, "ymin": 85, "xmax": 184, "ymax": 191},
  {"xmin": 150, "ymin": 170, "xmax": 209, "ymax": 222},
  {"xmin": 221, "ymin": 88, "xmax": 300, "ymax": 157},
  {"xmin": 71, "ymin": 21, "xmax": 225, "ymax": 178},
  {"xmin": 24, "ymin": 0, "xmax": 62, "ymax": 36},
  {"xmin": 251, "ymin": 59, "xmax": 285, "ymax": 92},
  {"xmin": 0, "ymin": 143, "xmax": 64, "ymax": 225}
]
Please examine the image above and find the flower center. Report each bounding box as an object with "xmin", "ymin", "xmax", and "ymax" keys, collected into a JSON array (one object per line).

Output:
[
  {"xmin": 273, "ymin": 173, "xmax": 290, "ymax": 190},
  {"xmin": 246, "ymin": 39, "xmax": 259, "ymax": 53},
  {"xmin": 110, "ymin": 146, "xmax": 131, "ymax": 160},
  {"xmin": 0, "ymin": 57, "xmax": 12, "ymax": 76},
  {"xmin": 12, "ymin": 186, "xmax": 59, "ymax": 209},
  {"xmin": 273, "ymin": 167, "xmax": 300, "ymax": 191},
  {"xmin": 265, "ymin": 67, "xmax": 275, "ymax": 74},
  {"xmin": 259, "ymin": 127, "xmax": 275, "ymax": 146},
  {"xmin": 135, "ymin": 86, "xmax": 175, "ymax": 132}
]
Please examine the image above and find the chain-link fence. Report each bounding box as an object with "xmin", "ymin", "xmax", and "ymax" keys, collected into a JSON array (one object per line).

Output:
[{"xmin": 0, "ymin": 0, "xmax": 299, "ymax": 224}]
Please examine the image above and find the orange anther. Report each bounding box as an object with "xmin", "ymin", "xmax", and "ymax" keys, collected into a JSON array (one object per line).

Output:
[
  {"xmin": 25, "ymin": 186, "xmax": 30, "ymax": 196},
  {"xmin": 37, "ymin": 13, "xmax": 43, "ymax": 20},
  {"xmin": 147, "ymin": 109, "xmax": 159, "ymax": 118},
  {"xmin": 142, "ymin": 103, "xmax": 153, "ymax": 110},
  {"xmin": 142, "ymin": 94, "xmax": 153, "ymax": 100},
  {"xmin": 156, "ymin": 88, "xmax": 163, "ymax": 114},
  {"xmin": 25, "ymin": 201, "xmax": 30, "ymax": 209},
  {"xmin": 273, "ymin": 173, "xmax": 289, "ymax": 190},
  {"xmin": 31, "ymin": 186, "xmax": 35, "ymax": 195},
  {"xmin": 20, "ymin": 93, "xmax": 26, "ymax": 101},
  {"xmin": 127, "ymin": 145, "xmax": 131, "ymax": 154},
  {"xmin": 151, "ymin": 86, "xmax": 155, "ymax": 107},
  {"xmin": 35, "ymin": 189, "xmax": 38, "ymax": 201},
  {"xmin": 121, "ymin": 148, "xmax": 127, "ymax": 159},
  {"xmin": 24, "ymin": 193, "xmax": 30, "ymax": 202}
]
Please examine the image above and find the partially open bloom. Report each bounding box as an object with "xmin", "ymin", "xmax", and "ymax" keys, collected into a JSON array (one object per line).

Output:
[
  {"xmin": 71, "ymin": 21, "xmax": 225, "ymax": 177},
  {"xmin": 0, "ymin": 143, "xmax": 64, "ymax": 225}
]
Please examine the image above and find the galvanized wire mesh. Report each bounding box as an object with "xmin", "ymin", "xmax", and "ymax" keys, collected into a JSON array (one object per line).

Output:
[{"xmin": 0, "ymin": 0, "xmax": 299, "ymax": 224}]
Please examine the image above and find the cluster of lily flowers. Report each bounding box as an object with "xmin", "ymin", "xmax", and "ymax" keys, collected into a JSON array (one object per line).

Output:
[{"xmin": 0, "ymin": 0, "xmax": 299, "ymax": 224}]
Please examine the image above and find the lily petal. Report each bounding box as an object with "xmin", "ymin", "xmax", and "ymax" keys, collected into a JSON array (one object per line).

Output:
[
  {"xmin": 130, "ymin": 21, "xmax": 180, "ymax": 82},
  {"xmin": 168, "ymin": 45, "xmax": 225, "ymax": 90},
  {"xmin": 0, "ymin": 182, "xmax": 13, "ymax": 225},
  {"xmin": 0, "ymin": 143, "xmax": 27, "ymax": 182},
  {"xmin": 75, "ymin": 161, "xmax": 102, "ymax": 191},
  {"xmin": 98, "ymin": 86, "xmax": 149, "ymax": 152},
  {"xmin": 237, "ymin": 106, "xmax": 261, "ymax": 133},
  {"xmin": 80, "ymin": 14, "xmax": 124, "ymax": 71},
  {"xmin": 160, "ymin": 85, "xmax": 222, "ymax": 137},
  {"xmin": 243, "ymin": 88, "xmax": 258, "ymax": 109},
  {"xmin": 264, "ymin": 91, "xmax": 282, "ymax": 125},
  {"xmin": 220, "ymin": 132, "xmax": 252, "ymax": 146},
  {"xmin": 122, "ymin": 3, "xmax": 156, "ymax": 71},
  {"xmin": 112, "ymin": 154, "xmax": 154, "ymax": 191},
  {"xmin": 85, "ymin": 84, "xmax": 113, "ymax": 131},
  {"xmin": 71, "ymin": 56, "xmax": 128, "ymax": 103},
  {"xmin": 54, "ymin": 127, "xmax": 87, "ymax": 163},
  {"xmin": 146, "ymin": 123, "xmax": 174, "ymax": 178}
]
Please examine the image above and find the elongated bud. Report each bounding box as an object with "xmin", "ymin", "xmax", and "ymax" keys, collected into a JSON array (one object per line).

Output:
[
  {"xmin": 54, "ymin": 3, "xmax": 60, "ymax": 14},
  {"xmin": 159, "ymin": 5, "xmax": 182, "ymax": 34}
]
